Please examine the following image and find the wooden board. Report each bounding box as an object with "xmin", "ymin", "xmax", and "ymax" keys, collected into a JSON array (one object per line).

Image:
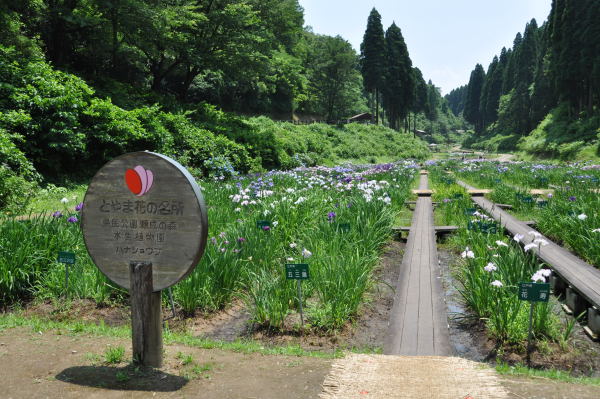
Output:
[
  {"xmin": 81, "ymin": 152, "xmax": 208, "ymax": 291},
  {"xmin": 385, "ymin": 174, "xmax": 452, "ymax": 356},
  {"xmin": 458, "ymin": 180, "xmax": 600, "ymax": 310}
]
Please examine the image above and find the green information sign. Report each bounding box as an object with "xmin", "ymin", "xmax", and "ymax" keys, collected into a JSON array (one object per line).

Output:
[
  {"xmin": 256, "ymin": 220, "xmax": 272, "ymax": 229},
  {"xmin": 285, "ymin": 263, "xmax": 309, "ymax": 280},
  {"xmin": 519, "ymin": 282, "xmax": 550, "ymax": 302},
  {"xmin": 58, "ymin": 251, "xmax": 76, "ymax": 265}
]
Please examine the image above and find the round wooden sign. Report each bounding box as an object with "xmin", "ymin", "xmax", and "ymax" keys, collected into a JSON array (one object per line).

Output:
[{"xmin": 81, "ymin": 152, "xmax": 208, "ymax": 291}]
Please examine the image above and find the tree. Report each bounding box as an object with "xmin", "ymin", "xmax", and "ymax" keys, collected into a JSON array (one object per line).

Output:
[
  {"xmin": 425, "ymin": 80, "xmax": 440, "ymax": 121},
  {"xmin": 481, "ymin": 55, "xmax": 503, "ymax": 127},
  {"xmin": 382, "ymin": 23, "xmax": 413, "ymax": 130},
  {"xmin": 502, "ymin": 33, "xmax": 521, "ymax": 94},
  {"xmin": 464, "ymin": 64, "xmax": 485, "ymax": 132},
  {"xmin": 411, "ymin": 67, "xmax": 428, "ymax": 131},
  {"xmin": 444, "ymin": 85, "xmax": 467, "ymax": 116},
  {"xmin": 360, "ymin": 8, "xmax": 386, "ymax": 123},
  {"xmin": 305, "ymin": 34, "xmax": 365, "ymax": 121}
]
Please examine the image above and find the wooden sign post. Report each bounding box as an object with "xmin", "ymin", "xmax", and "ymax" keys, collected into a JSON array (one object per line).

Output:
[{"xmin": 82, "ymin": 152, "xmax": 208, "ymax": 367}]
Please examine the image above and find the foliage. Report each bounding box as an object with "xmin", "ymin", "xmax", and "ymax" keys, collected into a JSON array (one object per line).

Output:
[
  {"xmin": 429, "ymin": 166, "xmax": 562, "ymax": 345},
  {"xmin": 0, "ymin": 0, "xmax": 369, "ymax": 119},
  {"xmin": 0, "ymin": 162, "xmax": 421, "ymax": 332},
  {"xmin": 302, "ymin": 34, "xmax": 367, "ymax": 121},
  {"xmin": 455, "ymin": 160, "xmax": 600, "ymax": 266},
  {"xmin": 463, "ymin": 64, "xmax": 485, "ymax": 132},
  {"xmin": 382, "ymin": 23, "xmax": 413, "ymax": 130},
  {"xmin": 456, "ymin": 1, "xmax": 600, "ymax": 157},
  {"xmin": 0, "ymin": 126, "xmax": 39, "ymax": 212},
  {"xmin": 103, "ymin": 345, "xmax": 126, "ymax": 364},
  {"xmin": 360, "ymin": 7, "xmax": 386, "ymax": 123}
]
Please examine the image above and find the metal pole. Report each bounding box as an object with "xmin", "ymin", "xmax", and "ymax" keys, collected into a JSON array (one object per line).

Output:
[
  {"xmin": 297, "ymin": 280, "xmax": 304, "ymax": 328},
  {"xmin": 65, "ymin": 264, "xmax": 69, "ymax": 297},
  {"xmin": 527, "ymin": 302, "xmax": 535, "ymax": 365}
]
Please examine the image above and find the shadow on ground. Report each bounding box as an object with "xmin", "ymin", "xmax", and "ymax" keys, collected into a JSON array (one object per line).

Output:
[{"xmin": 56, "ymin": 365, "xmax": 188, "ymax": 391}]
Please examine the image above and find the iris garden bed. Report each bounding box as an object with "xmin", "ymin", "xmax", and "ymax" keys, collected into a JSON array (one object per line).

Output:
[
  {"xmin": 450, "ymin": 160, "xmax": 600, "ymax": 266},
  {"xmin": 0, "ymin": 162, "xmax": 418, "ymax": 332}
]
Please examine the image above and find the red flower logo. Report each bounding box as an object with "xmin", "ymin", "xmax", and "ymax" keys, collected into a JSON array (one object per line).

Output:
[{"xmin": 125, "ymin": 165, "xmax": 154, "ymax": 196}]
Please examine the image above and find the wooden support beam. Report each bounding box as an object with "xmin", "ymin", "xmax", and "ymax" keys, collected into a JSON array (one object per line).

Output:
[
  {"xmin": 393, "ymin": 225, "xmax": 458, "ymax": 234},
  {"xmin": 530, "ymin": 189, "xmax": 554, "ymax": 196},
  {"xmin": 412, "ymin": 189, "xmax": 433, "ymax": 197},
  {"xmin": 130, "ymin": 261, "xmax": 163, "ymax": 368},
  {"xmin": 467, "ymin": 189, "xmax": 491, "ymax": 196}
]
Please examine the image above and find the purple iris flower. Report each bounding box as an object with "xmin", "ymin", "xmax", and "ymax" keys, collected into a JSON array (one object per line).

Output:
[
  {"xmin": 327, "ymin": 211, "xmax": 336, "ymax": 221},
  {"xmin": 568, "ymin": 196, "xmax": 576, "ymax": 202},
  {"xmin": 75, "ymin": 202, "xmax": 84, "ymax": 211},
  {"xmin": 262, "ymin": 226, "xmax": 270, "ymax": 231},
  {"xmin": 52, "ymin": 211, "xmax": 62, "ymax": 218},
  {"xmin": 67, "ymin": 216, "xmax": 78, "ymax": 223}
]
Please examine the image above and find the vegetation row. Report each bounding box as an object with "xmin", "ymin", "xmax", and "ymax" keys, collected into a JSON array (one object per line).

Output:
[
  {"xmin": 453, "ymin": 160, "xmax": 600, "ymax": 266},
  {"xmin": 0, "ymin": 162, "xmax": 416, "ymax": 332}
]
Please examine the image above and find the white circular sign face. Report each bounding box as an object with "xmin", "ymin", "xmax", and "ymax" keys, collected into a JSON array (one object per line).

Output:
[{"xmin": 81, "ymin": 152, "xmax": 208, "ymax": 291}]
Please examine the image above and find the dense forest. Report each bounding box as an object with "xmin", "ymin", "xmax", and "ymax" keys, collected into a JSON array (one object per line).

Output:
[
  {"xmin": 446, "ymin": 0, "xmax": 600, "ymax": 159},
  {"xmin": 2, "ymin": 2, "xmax": 462, "ymax": 212},
  {"xmin": 0, "ymin": 1, "xmax": 460, "ymax": 125}
]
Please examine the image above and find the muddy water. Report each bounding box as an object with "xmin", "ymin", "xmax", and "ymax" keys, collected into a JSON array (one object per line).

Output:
[{"xmin": 437, "ymin": 247, "xmax": 489, "ymax": 361}]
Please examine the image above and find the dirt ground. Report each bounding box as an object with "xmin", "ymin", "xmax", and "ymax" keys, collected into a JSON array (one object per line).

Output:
[
  {"xmin": 0, "ymin": 326, "xmax": 332, "ymax": 399},
  {"xmin": 2, "ymin": 327, "xmax": 600, "ymax": 398}
]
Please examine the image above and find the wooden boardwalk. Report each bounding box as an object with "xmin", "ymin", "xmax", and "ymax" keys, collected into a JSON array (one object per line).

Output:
[
  {"xmin": 384, "ymin": 174, "xmax": 452, "ymax": 355},
  {"xmin": 457, "ymin": 180, "xmax": 600, "ymax": 310}
]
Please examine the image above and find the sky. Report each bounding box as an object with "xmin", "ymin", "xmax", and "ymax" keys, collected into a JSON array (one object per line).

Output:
[{"xmin": 298, "ymin": 0, "xmax": 552, "ymax": 95}]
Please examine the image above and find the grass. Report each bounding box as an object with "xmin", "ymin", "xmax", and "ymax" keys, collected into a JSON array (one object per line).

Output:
[
  {"xmin": 1, "ymin": 162, "xmax": 417, "ymax": 331},
  {"xmin": 0, "ymin": 312, "xmax": 348, "ymax": 359},
  {"xmin": 427, "ymin": 165, "xmax": 562, "ymax": 345},
  {"xmin": 453, "ymin": 160, "xmax": 600, "ymax": 266},
  {"xmin": 26, "ymin": 185, "xmax": 87, "ymax": 215},
  {"xmin": 104, "ymin": 345, "xmax": 126, "ymax": 364},
  {"xmin": 496, "ymin": 363, "xmax": 600, "ymax": 386}
]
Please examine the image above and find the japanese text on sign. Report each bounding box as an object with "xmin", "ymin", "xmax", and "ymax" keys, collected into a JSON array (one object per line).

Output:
[
  {"xmin": 519, "ymin": 282, "xmax": 550, "ymax": 302},
  {"xmin": 285, "ymin": 264, "xmax": 310, "ymax": 280}
]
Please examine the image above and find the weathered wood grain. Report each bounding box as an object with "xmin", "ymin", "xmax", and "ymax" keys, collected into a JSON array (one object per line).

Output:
[
  {"xmin": 82, "ymin": 152, "xmax": 208, "ymax": 291},
  {"xmin": 385, "ymin": 174, "xmax": 452, "ymax": 356},
  {"xmin": 130, "ymin": 261, "xmax": 162, "ymax": 367}
]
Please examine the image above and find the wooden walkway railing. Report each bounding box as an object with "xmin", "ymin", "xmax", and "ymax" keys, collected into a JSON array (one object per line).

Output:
[
  {"xmin": 384, "ymin": 173, "xmax": 452, "ymax": 355},
  {"xmin": 457, "ymin": 180, "xmax": 600, "ymax": 338}
]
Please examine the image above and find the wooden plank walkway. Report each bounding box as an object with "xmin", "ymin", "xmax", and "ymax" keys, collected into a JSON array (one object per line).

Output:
[
  {"xmin": 384, "ymin": 174, "xmax": 452, "ymax": 356},
  {"xmin": 457, "ymin": 180, "xmax": 600, "ymax": 310}
]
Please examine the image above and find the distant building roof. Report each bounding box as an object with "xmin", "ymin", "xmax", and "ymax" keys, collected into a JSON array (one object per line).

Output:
[{"xmin": 348, "ymin": 112, "xmax": 372, "ymax": 122}]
